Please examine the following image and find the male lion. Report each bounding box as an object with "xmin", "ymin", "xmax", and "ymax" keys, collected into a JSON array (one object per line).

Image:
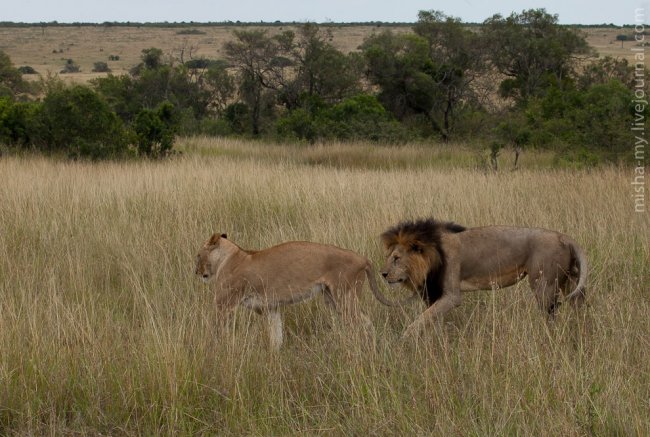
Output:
[
  {"xmin": 380, "ymin": 218, "xmax": 588, "ymax": 338},
  {"xmin": 195, "ymin": 233, "xmax": 397, "ymax": 350}
]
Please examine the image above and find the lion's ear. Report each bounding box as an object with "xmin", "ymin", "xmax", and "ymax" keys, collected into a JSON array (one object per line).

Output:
[
  {"xmin": 220, "ymin": 233, "xmax": 228, "ymax": 239},
  {"xmin": 208, "ymin": 233, "xmax": 222, "ymax": 246},
  {"xmin": 410, "ymin": 242, "xmax": 423, "ymax": 253},
  {"xmin": 380, "ymin": 234, "xmax": 393, "ymax": 249}
]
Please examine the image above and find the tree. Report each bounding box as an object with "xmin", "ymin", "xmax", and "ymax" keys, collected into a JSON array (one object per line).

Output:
[
  {"xmin": 202, "ymin": 62, "xmax": 235, "ymax": 116},
  {"xmin": 493, "ymin": 113, "xmax": 530, "ymax": 168},
  {"xmin": 224, "ymin": 29, "xmax": 279, "ymax": 135},
  {"xmin": 577, "ymin": 56, "xmax": 636, "ymax": 90},
  {"xmin": 362, "ymin": 12, "xmax": 489, "ymax": 142},
  {"xmin": 140, "ymin": 48, "xmax": 164, "ymax": 71},
  {"xmin": 413, "ymin": 10, "xmax": 487, "ymax": 140},
  {"xmin": 482, "ymin": 9, "xmax": 592, "ymax": 102},
  {"xmin": 290, "ymin": 24, "xmax": 361, "ymax": 106},
  {"xmin": 0, "ymin": 50, "xmax": 31, "ymax": 98},
  {"xmin": 94, "ymin": 47, "xmax": 211, "ymax": 125},
  {"xmin": 362, "ymin": 31, "xmax": 436, "ymax": 118}
]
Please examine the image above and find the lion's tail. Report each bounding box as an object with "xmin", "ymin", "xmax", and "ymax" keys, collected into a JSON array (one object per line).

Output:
[
  {"xmin": 564, "ymin": 240, "xmax": 588, "ymax": 302},
  {"xmin": 365, "ymin": 263, "xmax": 410, "ymax": 307}
]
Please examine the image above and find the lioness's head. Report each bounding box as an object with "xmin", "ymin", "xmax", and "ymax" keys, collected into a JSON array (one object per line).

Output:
[
  {"xmin": 380, "ymin": 219, "xmax": 459, "ymax": 291},
  {"xmin": 195, "ymin": 233, "xmax": 227, "ymax": 283}
]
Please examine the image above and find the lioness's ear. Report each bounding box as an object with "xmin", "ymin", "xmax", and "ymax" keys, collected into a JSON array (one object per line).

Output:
[
  {"xmin": 208, "ymin": 233, "xmax": 222, "ymax": 246},
  {"xmin": 220, "ymin": 233, "xmax": 227, "ymax": 239}
]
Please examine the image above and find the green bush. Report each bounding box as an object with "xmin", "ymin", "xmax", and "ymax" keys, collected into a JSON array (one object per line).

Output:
[
  {"xmin": 224, "ymin": 102, "xmax": 250, "ymax": 135},
  {"xmin": 525, "ymin": 79, "xmax": 639, "ymax": 160},
  {"xmin": 92, "ymin": 61, "xmax": 111, "ymax": 73},
  {"xmin": 195, "ymin": 118, "xmax": 233, "ymax": 136},
  {"xmin": 0, "ymin": 97, "xmax": 38, "ymax": 146},
  {"xmin": 17, "ymin": 66, "xmax": 37, "ymax": 75},
  {"xmin": 276, "ymin": 108, "xmax": 318, "ymax": 142},
  {"xmin": 133, "ymin": 101, "xmax": 178, "ymax": 158},
  {"xmin": 276, "ymin": 94, "xmax": 412, "ymax": 143},
  {"xmin": 60, "ymin": 59, "xmax": 80, "ymax": 74},
  {"xmin": 32, "ymin": 85, "xmax": 129, "ymax": 159}
]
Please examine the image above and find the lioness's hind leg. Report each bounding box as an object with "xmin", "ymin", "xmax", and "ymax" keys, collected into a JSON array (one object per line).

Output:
[{"xmin": 335, "ymin": 281, "xmax": 374, "ymax": 336}]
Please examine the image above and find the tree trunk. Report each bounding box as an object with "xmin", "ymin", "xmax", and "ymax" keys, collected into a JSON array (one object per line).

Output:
[
  {"xmin": 514, "ymin": 146, "xmax": 521, "ymax": 169},
  {"xmin": 442, "ymin": 89, "xmax": 452, "ymax": 143}
]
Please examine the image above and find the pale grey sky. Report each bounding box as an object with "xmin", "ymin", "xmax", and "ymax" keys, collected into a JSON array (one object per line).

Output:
[{"xmin": 1, "ymin": 0, "xmax": 649, "ymax": 25}]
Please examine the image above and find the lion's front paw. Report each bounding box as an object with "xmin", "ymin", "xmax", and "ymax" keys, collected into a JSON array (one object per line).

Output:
[{"xmin": 401, "ymin": 323, "xmax": 421, "ymax": 341}]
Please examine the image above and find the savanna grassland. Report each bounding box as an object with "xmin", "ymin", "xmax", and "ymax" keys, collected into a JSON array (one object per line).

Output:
[
  {"xmin": 0, "ymin": 24, "xmax": 410, "ymax": 84},
  {"xmin": 0, "ymin": 24, "xmax": 638, "ymax": 85},
  {"xmin": 0, "ymin": 139, "xmax": 648, "ymax": 435}
]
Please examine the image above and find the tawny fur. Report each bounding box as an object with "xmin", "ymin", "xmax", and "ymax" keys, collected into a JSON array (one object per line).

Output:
[
  {"xmin": 195, "ymin": 233, "xmax": 397, "ymax": 350},
  {"xmin": 381, "ymin": 218, "xmax": 588, "ymax": 338}
]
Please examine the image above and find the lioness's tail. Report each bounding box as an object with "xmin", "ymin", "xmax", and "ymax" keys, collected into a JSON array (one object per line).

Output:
[
  {"xmin": 365, "ymin": 263, "xmax": 410, "ymax": 307},
  {"xmin": 565, "ymin": 240, "xmax": 588, "ymax": 302}
]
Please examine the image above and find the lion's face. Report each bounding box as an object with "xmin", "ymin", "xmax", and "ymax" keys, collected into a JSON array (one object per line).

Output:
[
  {"xmin": 381, "ymin": 242, "xmax": 438, "ymax": 292},
  {"xmin": 195, "ymin": 247, "xmax": 215, "ymax": 283},
  {"xmin": 195, "ymin": 233, "xmax": 228, "ymax": 283},
  {"xmin": 382, "ymin": 245, "xmax": 419, "ymax": 289},
  {"xmin": 381, "ymin": 245, "xmax": 408, "ymax": 285}
]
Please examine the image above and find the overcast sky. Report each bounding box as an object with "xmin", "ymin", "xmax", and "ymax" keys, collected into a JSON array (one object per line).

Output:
[{"xmin": 2, "ymin": 0, "xmax": 649, "ymax": 25}]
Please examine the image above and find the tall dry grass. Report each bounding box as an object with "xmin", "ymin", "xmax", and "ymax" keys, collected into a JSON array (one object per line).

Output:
[{"xmin": 0, "ymin": 143, "xmax": 648, "ymax": 435}]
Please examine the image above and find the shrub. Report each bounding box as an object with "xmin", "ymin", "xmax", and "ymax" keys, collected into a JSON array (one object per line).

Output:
[
  {"xmin": 223, "ymin": 102, "xmax": 250, "ymax": 135},
  {"xmin": 32, "ymin": 85, "xmax": 129, "ymax": 159},
  {"xmin": 0, "ymin": 97, "xmax": 38, "ymax": 146},
  {"xmin": 60, "ymin": 59, "xmax": 80, "ymax": 73},
  {"xmin": 92, "ymin": 61, "xmax": 111, "ymax": 73},
  {"xmin": 0, "ymin": 50, "xmax": 31, "ymax": 97},
  {"xmin": 276, "ymin": 94, "xmax": 412, "ymax": 143},
  {"xmin": 17, "ymin": 66, "xmax": 37, "ymax": 74},
  {"xmin": 184, "ymin": 59, "xmax": 229, "ymax": 70},
  {"xmin": 176, "ymin": 29, "xmax": 206, "ymax": 35},
  {"xmin": 525, "ymin": 79, "xmax": 640, "ymax": 160},
  {"xmin": 133, "ymin": 101, "xmax": 178, "ymax": 158}
]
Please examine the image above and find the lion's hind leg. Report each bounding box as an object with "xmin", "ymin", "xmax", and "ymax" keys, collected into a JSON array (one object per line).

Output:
[
  {"xmin": 563, "ymin": 259, "xmax": 586, "ymax": 308},
  {"xmin": 528, "ymin": 268, "xmax": 562, "ymax": 317}
]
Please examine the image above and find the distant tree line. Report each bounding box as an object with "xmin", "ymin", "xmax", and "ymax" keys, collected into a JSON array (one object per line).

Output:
[{"xmin": 0, "ymin": 9, "xmax": 646, "ymax": 162}]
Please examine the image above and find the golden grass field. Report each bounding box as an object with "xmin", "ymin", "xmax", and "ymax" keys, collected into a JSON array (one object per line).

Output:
[
  {"xmin": 0, "ymin": 139, "xmax": 648, "ymax": 435},
  {"xmin": 0, "ymin": 24, "xmax": 640, "ymax": 85}
]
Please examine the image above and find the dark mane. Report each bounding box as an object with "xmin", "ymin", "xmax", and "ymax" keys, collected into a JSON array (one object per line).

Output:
[
  {"xmin": 381, "ymin": 218, "xmax": 466, "ymax": 306},
  {"xmin": 380, "ymin": 218, "xmax": 466, "ymax": 248}
]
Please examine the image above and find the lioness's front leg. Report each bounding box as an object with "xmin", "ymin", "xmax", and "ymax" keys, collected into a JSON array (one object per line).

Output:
[
  {"xmin": 267, "ymin": 310, "xmax": 283, "ymax": 351},
  {"xmin": 214, "ymin": 290, "xmax": 243, "ymax": 315}
]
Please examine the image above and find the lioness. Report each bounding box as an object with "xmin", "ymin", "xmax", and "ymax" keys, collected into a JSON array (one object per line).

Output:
[
  {"xmin": 380, "ymin": 218, "xmax": 588, "ymax": 338},
  {"xmin": 195, "ymin": 233, "xmax": 397, "ymax": 350}
]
